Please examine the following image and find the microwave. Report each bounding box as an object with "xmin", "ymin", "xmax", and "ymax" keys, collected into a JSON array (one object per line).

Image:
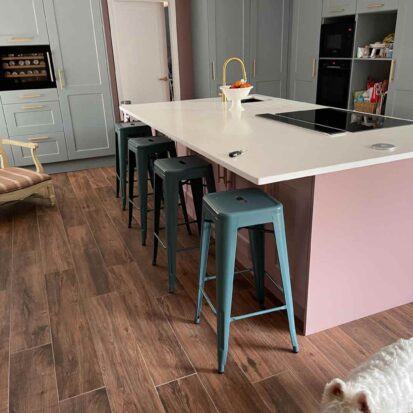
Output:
[{"xmin": 320, "ymin": 20, "xmax": 355, "ymax": 58}]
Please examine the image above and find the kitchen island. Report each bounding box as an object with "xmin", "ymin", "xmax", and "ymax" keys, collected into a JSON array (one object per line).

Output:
[{"xmin": 121, "ymin": 96, "xmax": 413, "ymax": 334}]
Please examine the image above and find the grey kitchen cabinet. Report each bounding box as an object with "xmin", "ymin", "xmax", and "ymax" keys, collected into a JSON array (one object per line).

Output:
[
  {"xmin": 386, "ymin": 0, "xmax": 413, "ymax": 120},
  {"xmin": 0, "ymin": 0, "xmax": 49, "ymax": 46},
  {"xmin": 10, "ymin": 132, "xmax": 68, "ymax": 165},
  {"xmin": 357, "ymin": 0, "xmax": 398, "ymax": 13},
  {"xmin": 288, "ymin": 0, "xmax": 323, "ymax": 103},
  {"xmin": 0, "ymin": 103, "xmax": 14, "ymax": 166},
  {"xmin": 3, "ymin": 101, "xmax": 63, "ymax": 136},
  {"xmin": 0, "ymin": 88, "xmax": 59, "ymax": 105},
  {"xmin": 192, "ymin": 0, "xmax": 290, "ymax": 98},
  {"xmin": 249, "ymin": 0, "xmax": 290, "ymax": 98},
  {"xmin": 44, "ymin": 0, "xmax": 115, "ymax": 160},
  {"xmin": 322, "ymin": 0, "xmax": 357, "ymax": 17}
]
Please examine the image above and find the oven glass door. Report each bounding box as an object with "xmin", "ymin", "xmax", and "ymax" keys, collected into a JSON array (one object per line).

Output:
[
  {"xmin": 317, "ymin": 61, "xmax": 351, "ymax": 109},
  {"xmin": 320, "ymin": 21, "xmax": 355, "ymax": 58},
  {"xmin": 0, "ymin": 45, "xmax": 56, "ymax": 91}
]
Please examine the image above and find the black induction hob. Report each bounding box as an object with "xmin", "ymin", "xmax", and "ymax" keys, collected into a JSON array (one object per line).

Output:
[{"xmin": 257, "ymin": 108, "xmax": 412, "ymax": 135}]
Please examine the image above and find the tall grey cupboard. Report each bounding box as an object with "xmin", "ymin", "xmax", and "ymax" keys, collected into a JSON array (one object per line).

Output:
[
  {"xmin": 288, "ymin": 0, "xmax": 323, "ymax": 103},
  {"xmin": 44, "ymin": 0, "xmax": 115, "ymax": 160},
  {"xmin": 385, "ymin": 0, "xmax": 413, "ymax": 120},
  {"xmin": 191, "ymin": 0, "xmax": 290, "ymax": 99}
]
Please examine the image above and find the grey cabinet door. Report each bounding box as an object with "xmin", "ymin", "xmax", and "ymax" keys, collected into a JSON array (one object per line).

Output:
[
  {"xmin": 44, "ymin": 0, "xmax": 115, "ymax": 160},
  {"xmin": 386, "ymin": 0, "xmax": 413, "ymax": 120},
  {"xmin": 0, "ymin": 104, "xmax": 14, "ymax": 166},
  {"xmin": 322, "ymin": 0, "xmax": 357, "ymax": 17},
  {"xmin": 249, "ymin": 0, "xmax": 290, "ymax": 98},
  {"xmin": 288, "ymin": 0, "xmax": 322, "ymax": 104},
  {"xmin": 0, "ymin": 0, "xmax": 49, "ymax": 46},
  {"xmin": 357, "ymin": 0, "xmax": 398, "ymax": 13},
  {"xmin": 208, "ymin": 0, "xmax": 251, "ymax": 97}
]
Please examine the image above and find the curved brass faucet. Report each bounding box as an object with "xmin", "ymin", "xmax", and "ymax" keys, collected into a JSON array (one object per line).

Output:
[{"xmin": 222, "ymin": 57, "xmax": 248, "ymax": 102}]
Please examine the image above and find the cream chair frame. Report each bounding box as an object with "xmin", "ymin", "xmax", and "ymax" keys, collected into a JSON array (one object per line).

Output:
[{"xmin": 0, "ymin": 138, "xmax": 55, "ymax": 205}]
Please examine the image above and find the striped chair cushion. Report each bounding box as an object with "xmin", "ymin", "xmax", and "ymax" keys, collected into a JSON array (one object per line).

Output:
[{"xmin": 0, "ymin": 167, "xmax": 51, "ymax": 194}]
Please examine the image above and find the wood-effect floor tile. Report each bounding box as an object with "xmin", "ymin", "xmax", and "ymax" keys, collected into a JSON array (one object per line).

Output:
[
  {"xmin": 59, "ymin": 388, "xmax": 112, "ymax": 413},
  {"xmin": 0, "ymin": 291, "xmax": 9, "ymax": 413},
  {"xmin": 9, "ymin": 344, "xmax": 59, "ymax": 413},
  {"xmin": 45, "ymin": 269, "xmax": 104, "ymax": 400},
  {"xmin": 0, "ymin": 208, "xmax": 13, "ymax": 291},
  {"xmin": 86, "ymin": 292, "xmax": 165, "ymax": 412}
]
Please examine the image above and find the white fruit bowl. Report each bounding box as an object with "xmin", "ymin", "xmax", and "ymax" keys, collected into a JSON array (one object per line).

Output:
[{"xmin": 220, "ymin": 85, "xmax": 253, "ymax": 111}]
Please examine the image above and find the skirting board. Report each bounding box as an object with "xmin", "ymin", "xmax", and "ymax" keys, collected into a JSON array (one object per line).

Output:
[{"xmin": 42, "ymin": 156, "xmax": 115, "ymax": 175}]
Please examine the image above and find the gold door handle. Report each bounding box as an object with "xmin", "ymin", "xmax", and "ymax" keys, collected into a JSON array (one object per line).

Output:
[
  {"xmin": 312, "ymin": 58, "xmax": 317, "ymax": 78},
  {"xmin": 19, "ymin": 94, "xmax": 42, "ymax": 99},
  {"xmin": 58, "ymin": 68, "xmax": 65, "ymax": 89},
  {"xmin": 367, "ymin": 2, "xmax": 385, "ymax": 8},
  {"xmin": 389, "ymin": 60, "xmax": 396, "ymax": 82},
  {"xmin": 331, "ymin": 8, "xmax": 345, "ymax": 13},
  {"xmin": 211, "ymin": 61, "xmax": 216, "ymax": 81},
  {"xmin": 8, "ymin": 36, "xmax": 33, "ymax": 43},
  {"xmin": 158, "ymin": 76, "xmax": 168, "ymax": 81},
  {"xmin": 22, "ymin": 105, "xmax": 45, "ymax": 110},
  {"xmin": 253, "ymin": 59, "xmax": 256, "ymax": 78},
  {"xmin": 28, "ymin": 136, "xmax": 49, "ymax": 142}
]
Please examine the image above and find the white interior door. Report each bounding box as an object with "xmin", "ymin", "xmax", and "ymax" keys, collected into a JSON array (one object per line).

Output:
[{"xmin": 108, "ymin": 0, "xmax": 170, "ymax": 104}]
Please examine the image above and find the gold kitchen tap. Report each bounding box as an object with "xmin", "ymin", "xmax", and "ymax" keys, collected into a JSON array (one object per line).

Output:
[{"xmin": 221, "ymin": 57, "xmax": 248, "ymax": 102}]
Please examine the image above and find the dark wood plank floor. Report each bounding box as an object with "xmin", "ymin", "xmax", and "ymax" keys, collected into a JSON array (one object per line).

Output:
[{"xmin": 1, "ymin": 167, "xmax": 412, "ymax": 413}]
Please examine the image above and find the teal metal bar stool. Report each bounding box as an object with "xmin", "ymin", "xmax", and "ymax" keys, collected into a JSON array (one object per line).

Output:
[
  {"xmin": 194, "ymin": 188, "xmax": 299, "ymax": 373},
  {"xmin": 152, "ymin": 155, "xmax": 216, "ymax": 292},
  {"xmin": 128, "ymin": 136, "xmax": 191, "ymax": 246},
  {"xmin": 115, "ymin": 121, "xmax": 152, "ymax": 209}
]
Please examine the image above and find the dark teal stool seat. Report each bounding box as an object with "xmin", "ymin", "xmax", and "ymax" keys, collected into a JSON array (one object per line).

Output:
[
  {"xmin": 115, "ymin": 121, "xmax": 152, "ymax": 209},
  {"xmin": 152, "ymin": 155, "xmax": 216, "ymax": 292},
  {"xmin": 128, "ymin": 136, "xmax": 191, "ymax": 246},
  {"xmin": 194, "ymin": 188, "xmax": 299, "ymax": 373}
]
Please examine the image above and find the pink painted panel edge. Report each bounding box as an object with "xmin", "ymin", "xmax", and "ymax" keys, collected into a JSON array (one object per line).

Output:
[{"xmin": 306, "ymin": 159, "xmax": 413, "ymax": 335}]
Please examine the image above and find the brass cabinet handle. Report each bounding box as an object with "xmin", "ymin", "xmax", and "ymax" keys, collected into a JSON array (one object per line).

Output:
[
  {"xmin": 367, "ymin": 2, "xmax": 385, "ymax": 8},
  {"xmin": 28, "ymin": 136, "xmax": 49, "ymax": 142},
  {"xmin": 331, "ymin": 8, "xmax": 345, "ymax": 13},
  {"xmin": 253, "ymin": 59, "xmax": 256, "ymax": 78},
  {"xmin": 211, "ymin": 61, "xmax": 216, "ymax": 81},
  {"xmin": 20, "ymin": 94, "xmax": 42, "ymax": 99},
  {"xmin": 158, "ymin": 76, "xmax": 168, "ymax": 81},
  {"xmin": 312, "ymin": 58, "xmax": 317, "ymax": 78},
  {"xmin": 58, "ymin": 68, "xmax": 65, "ymax": 89},
  {"xmin": 8, "ymin": 36, "xmax": 33, "ymax": 43},
  {"xmin": 22, "ymin": 105, "xmax": 45, "ymax": 110},
  {"xmin": 389, "ymin": 60, "xmax": 396, "ymax": 82}
]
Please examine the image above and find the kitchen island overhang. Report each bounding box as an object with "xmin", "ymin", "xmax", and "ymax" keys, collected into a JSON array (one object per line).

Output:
[{"xmin": 121, "ymin": 96, "xmax": 413, "ymax": 334}]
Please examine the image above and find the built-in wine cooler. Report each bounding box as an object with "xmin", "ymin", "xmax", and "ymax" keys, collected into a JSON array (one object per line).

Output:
[{"xmin": 0, "ymin": 45, "xmax": 56, "ymax": 91}]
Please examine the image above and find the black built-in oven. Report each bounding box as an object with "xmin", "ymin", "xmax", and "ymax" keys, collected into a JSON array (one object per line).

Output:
[
  {"xmin": 0, "ymin": 45, "xmax": 56, "ymax": 91},
  {"xmin": 320, "ymin": 19, "xmax": 355, "ymax": 58},
  {"xmin": 316, "ymin": 60, "xmax": 351, "ymax": 109}
]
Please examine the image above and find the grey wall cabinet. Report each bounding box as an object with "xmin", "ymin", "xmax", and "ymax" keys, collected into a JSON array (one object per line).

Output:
[
  {"xmin": 249, "ymin": 0, "xmax": 290, "ymax": 97},
  {"xmin": 322, "ymin": 0, "xmax": 357, "ymax": 17},
  {"xmin": 288, "ymin": 0, "xmax": 322, "ymax": 103},
  {"xmin": 192, "ymin": 0, "xmax": 289, "ymax": 98},
  {"xmin": 357, "ymin": 0, "xmax": 398, "ymax": 13},
  {"xmin": 0, "ymin": 0, "xmax": 49, "ymax": 46},
  {"xmin": 44, "ymin": 0, "xmax": 115, "ymax": 160},
  {"xmin": 386, "ymin": 0, "xmax": 413, "ymax": 120}
]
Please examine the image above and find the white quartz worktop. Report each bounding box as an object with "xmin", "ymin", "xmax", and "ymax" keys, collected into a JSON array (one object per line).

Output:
[{"xmin": 121, "ymin": 96, "xmax": 413, "ymax": 185}]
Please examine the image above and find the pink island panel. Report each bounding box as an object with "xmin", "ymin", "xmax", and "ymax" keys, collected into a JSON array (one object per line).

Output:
[{"xmin": 306, "ymin": 158, "xmax": 413, "ymax": 335}]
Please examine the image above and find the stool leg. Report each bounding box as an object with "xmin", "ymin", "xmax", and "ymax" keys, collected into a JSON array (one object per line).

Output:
[
  {"xmin": 164, "ymin": 177, "xmax": 179, "ymax": 293},
  {"xmin": 120, "ymin": 134, "xmax": 128, "ymax": 210},
  {"xmin": 137, "ymin": 150, "xmax": 149, "ymax": 246},
  {"xmin": 178, "ymin": 183, "xmax": 192, "ymax": 235},
  {"xmin": 216, "ymin": 221, "xmax": 237, "ymax": 373},
  {"xmin": 194, "ymin": 212, "xmax": 212, "ymax": 324},
  {"xmin": 152, "ymin": 174, "xmax": 163, "ymax": 266},
  {"xmin": 127, "ymin": 150, "xmax": 135, "ymax": 228},
  {"xmin": 115, "ymin": 131, "xmax": 120, "ymax": 198},
  {"xmin": 205, "ymin": 166, "xmax": 216, "ymax": 194},
  {"xmin": 248, "ymin": 225, "xmax": 265, "ymax": 307},
  {"xmin": 272, "ymin": 211, "xmax": 299, "ymax": 353},
  {"xmin": 190, "ymin": 177, "xmax": 204, "ymax": 234}
]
